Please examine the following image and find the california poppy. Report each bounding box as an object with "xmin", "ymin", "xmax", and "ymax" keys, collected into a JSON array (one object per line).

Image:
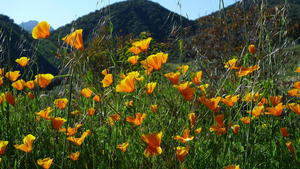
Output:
[
  {"xmin": 128, "ymin": 37, "xmax": 152, "ymax": 55},
  {"xmin": 127, "ymin": 55, "xmax": 139, "ymax": 65},
  {"xmin": 164, "ymin": 72, "xmax": 181, "ymax": 84},
  {"xmin": 0, "ymin": 141, "xmax": 8, "ymax": 155},
  {"xmin": 248, "ymin": 44, "xmax": 256, "ymax": 54},
  {"xmin": 174, "ymin": 82, "xmax": 195, "ymax": 101},
  {"xmin": 5, "ymin": 92, "xmax": 15, "ymax": 105},
  {"xmin": 287, "ymin": 103, "xmax": 300, "ymax": 115},
  {"xmin": 150, "ymin": 104, "xmax": 158, "ymax": 114},
  {"xmin": 35, "ymin": 107, "xmax": 53, "ymax": 120},
  {"xmin": 50, "ymin": 117, "xmax": 66, "ymax": 130},
  {"xmin": 81, "ymin": 88, "xmax": 93, "ymax": 98},
  {"xmin": 27, "ymin": 92, "xmax": 35, "ymax": 99},
  {"xmin": 141, "ymin": 52, "xmax": 168, "ymax": 73},
  {"xmin": 197, "ymin": 84, "xmax": 209, "ymax": 96},
  {"xmin": 101, "ymin": 74, "xmax": 113, "ymax": 88},
  {"xmin": 199, "ymin": 96, "xmax": 221, "ymax": 112},
  {"xmin": 59, "ymin": 124, "xmax": 82, "ymax": 136},
  {"xmin": 35, "ymin": 74, "xmax": 54, "ymax": 88},
  {"xmin": 248, "ymin": 105, "xmax": 264, "ymax": 117},
  {"xmin": 93, "ymin": 95, "xmax": 101, "ymax": 102},
  {"xmin": 141, "ymin": 131, "xmax": 163, "ymax": 157},
  {"xmin": 174, "ymin": 129, "xmax": 194, "ymax": 143},
  {"xmin": 15, "ymin": 57, "xmax": 30, "ymax": 67},
  {"xmin": 116, "ymin": 75, "xmax": 135, "ymax": 93},
  {"xmin": 0, "ymin": 76, "xmax": 3, "ymax": 86},
  {"xmin": 265, "ymin": 103, "xmax": 284, "ymax": 116},
  {"xmin": 236, "ymin": 65, "xmax": 260, "ymax": 77},
  {"xmin": 67, "ymin": 130, "xmax": 91, "ymax": 146},
  {"xmin": 25, "ymin": 80, "xmax": 35, "ymax": 90},
  {"xmin": 126, "ymin": 113, "xmax": 146, "ymax": 126},
  {"xmin": 270, "ymin": 96, "xmax": 282, "ymax": 106},
  {"xmin": 188, "ymin": 113, "xmax": 196, "ymax": 128},
  {"xmin": 242, "ymin": 92, "xmax": 260, "ymax": 102},
  {"xmin": 87, "ymin": 108, "xmax": 96, "ymax": 116},
  {"xmin": 224, "ymin": 58, "xmax": 240, "ymax": 70},
  {"xmin": 0, "ymin": 68, "xmax": 4, "ymax": 76},
  {"xmin": 62, "ymin": 29, "xmax": 84, "ymax": 50},
  {"xmin": 280, "ymin": 127, "xmax": 289, "ymax": 137},
  {"xmin": 295, "ymin": 67, "xmax": 300, "ymax": 73},
  {"xmin": 14, "ymin": 134, "xmax": 36, "ymax": 153},
  {"xmin": 32, "ymin": 21, "xmax": 50, "ymax": 39},
  {"xmin": 11, "ymin": 79, "xmax": 26, "ymax": 91},
  {"xmin": 108, "ymin": 114, "xmax": 121, "ymax": 126},
  {"xmin": 5, "ymin": 71, "xmax": 21, "ymax": 81},
  {"xmin": 146, "ymin": 82, "xmax": 157, "ymax": 95},
  {"xmin": 116, "ymin": 142, "xmax": 129, "ymax": 152},
  {"xmin": 176, "ymin": 65, "xmax": 189, "ymax": 74},
  {"xmin": 192, "ymin": 71, "xmax": 202, "ymax": 85},
  {"xmin": 69, "ymin": 152, "xmax": 80, "ymax": 161},
  {"xmin": 209, "ymin": 114, "xmax": 226, "ymax": 135},
  {"xmin": 125, "ymin": 100, "xmax": 134, "ymax": 107},
  {"xmin": 195, "ymin": 127, "xmax": 203, "ymax": 134},
  {"xmin": 285, "ymin": 141, "xmax": 294, "ymax": 153},
  {"xmin": 240, "ymin": 117, "xmax": 251, "ymax": 124},
  {"xmin": 37, "ymin": 157, "xmax": 53, "ymax": 169},
  {"xmin": 288, "ymin": 89, "xmax": 300, "ymax": 97},
  {"xmin": 54, "ymin": 98, "xmax": 68, "ymax": 109},
  {"xmin": 221, "ymin": 95, "xmax": 239, "ymax": 107},
  {"xmin": 293, "ymin": 81, "xmax": 300, "ymax": 89},
  {"xmin": 224, "ymin": 165, "xmax": 241, "ymax": 169},
  {"xmin": 176, "ymin": 146, "xmax": 189, "ymax": 161},
  {"xmin": 231, "ymin": 125, "xmax": 240, "ymax": 134}
]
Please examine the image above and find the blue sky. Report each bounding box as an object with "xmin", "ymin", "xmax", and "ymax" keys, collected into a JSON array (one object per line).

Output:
[{"xmin": 0, "ymin": 0, "xmax": 239, "ymax": 29}]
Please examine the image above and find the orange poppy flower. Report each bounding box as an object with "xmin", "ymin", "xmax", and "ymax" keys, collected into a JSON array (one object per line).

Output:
[
  {"xmin": 108, "ymin": 114, "xmax": 121, "ymax": 126},
  {"xmin": 35, "ymin": 74, "xmax": 54, "ymax": 88},
  {"xmin": 210, "ymin": 114, "xmax": 226, "ymax": 135},
  {"xmin": 125, "ymin": 71, "xmax": 144, "ymax": 81},
  {"xmin": 116, "ymin": 75, "xmax": 135, "ymax": 93},
  {"xmin": 101, "ymin": 74, "xmax": 113, "ymax": 88},
  {"xmin": 140, "ymin": 52, "xmax": 168, "ymax": 73},
  {"xmin": 176, "ymin": 65, "xmax": 189, "ymax": 74},
  {"xmin": 128, "ymin": 37, "xmax": 152, "ymax": 55},
  {"xmin": 150, "ymin": 104, "xmax": 158, "ymax": 114},
  {"xmin": 81, "ymin": 88, "xmax": 93, "ymax": 98},
  {"xmin": 93, "ymin": 95, "xmax": 101, "ymax": 102},
  {"xmin": 221, "ymin": 95, "xmax": 239, "ymax": 107},
  {"xmin": 125, "ymin": 100, "xmax": 134, "ymax": 107},
  {"xmin": 11, "ymin": 79, "xmax": 26, "ymax": 90},
  {"xmin": 5, "ymin": 71, "xmax": 21, "ymax": 81},
  {"xmin": 248, "ymin": 44, "xmax": 256, "ymax": 54},
  {"xmin": 62, "ymin": 29, "xmax": 84, "ymax": 50},
  {"xmin": 236, "ymin": 65, "xmax": 260, "ymax": 77},
  {"xmin": 32, "ymin": 21, "xmax": 50, "ymax": 39},
  {"xmin": 295, "ymin": 67, "xmax": 300, "ymax": 73},
  {"xmin": 116, "ymin": 142, "xmax": 129, "ymax": 152},
  {"xmin": 192, "ymin": 71, "xmax": 202, "ymax": 85},
  {"xmin": 54, "ymin": 98, "xmax": 68, "ymax": 109},
  {"xmin": 0, "ymin": 141, "xmax": 9, "ymax": 155},
  {"xmin": 287, "ymin": 103, "xmax": 300, "ymax": 115},
  {"xmin": 141, "ymin": 131, "xmax": 163, "ymax": 157},
  {"xmin": 146, "ymin": 82, "xmax": 157, "ymax": 95},
  {"xmin": 126, "ymin": 113, "xmax": 146, "ymax": 126},
  {"xmin": 15, "ymin": 57, "xmax": 30, "ymax": 67},
  {"xmin": 240, "ymin": 117, "xmax": 251, "ymax": 124},
  {"xmin": 199, "ymin": 96, "xmax": 221, "ymax": 112},
  {"xmin": 0, "ymin": 68, "xmax": 4, "ymax": 76},
  {"xmin": 0, "ymin": 95, "xmax": 3, "ymax": 105},
  {"xmin": 174, "ymin": 129, "xmax": 194, "ymax": 143},
  {"xmin": 224, "ymin": 58, "xmax": 240, "ymax": 70},
  {"xmin": 248, "ymin": 105, "xmax": 264, "ymax": 117},
  {"xmin": 265, "ymin": 103, "xmax": 284, "ymax": 116},
  {"xmin": 51, "ymin": 117, "xmax": 66, "ymax": 130},
  {"xmin": 101, "ymin": 69, "xmax": 109, "ymax": 75},
  {"xmin": 14, "ymin": 134, "xmax": 36, "ymax": 153},
  {"xmin": 87, "ymin": 108, "xmax": 96, "ymax": 116},
  {"xmin": 174, "ymin": 82, "xmax": 195, "ymax": 101},
  {"xmin": 37, "ymin": 157, "xmax": 53, "ymax": 169},
  {"xmin": 195, "ymin": 127, "xmax": 203, "ymax": 134},
  {"xmin": 224, "ymin": 165, "xmax": 241, "ymax": 169},
  {"xmin": 164, "ymin": 72, "xmax": 181, "ymax": 84},
  {"xmin": 0, "ymin": 76, "xmax": 3, "ymax": 86},
  {"xmin": 285, "ymin": 141, "xmax": 294, "ymax": 153},
  {"xmin": 5, "ymin": 92, "xmax": 15, "ymax": 105},
  {"xmin": 67, "ymin": 130, "xmax": 91, "ymax": 146},
  {"xmin": 127, "ymin": 55, "xmax": 139, "ymax": 65},
  {"xmin": 288, "ymin": 88, "xmax": 300, "ymax": 97},
  {"xmin": 293, "ymin": 81, "xmax": 300, "ymax": 89},
  {"xmin": 69, "ymin": 152, "xmax": 80, "ymax": 161},
  {"xmin": 270, "ymin": 96, "xmax": 282, "ymax": 106},
  {"xmin": 176, "ymin": 146, "xmax": 189, "ymax": 161},
  {"xmin": 59, "ymin": 124, "xmax": 82, "ymax": 136},
  {"xmin": 188, "ymin": 113, "xmax": 196, "ymax": 128},
  {"xmin": 231, "ymin": 125, "xmax": 240, "ymax": 134},
  {"xmin": 35, "ymin": 107, "xmax": 53, "ymax": 120},
  {"xmin": 25, "ymin": 80, "xmax": 35, "ymax": 90},
  {"xmin": 280, "ymin": 127, "xmax": 289, "ymax": 137}
]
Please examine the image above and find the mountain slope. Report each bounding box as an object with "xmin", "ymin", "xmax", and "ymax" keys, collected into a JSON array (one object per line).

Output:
[
  {"xmin": 0, "ymin": 14, "xmax": 58, "ymax": 74},
  {"xmin": 51, "ymin": 0, "xmax": 196, "ymax": 43}
]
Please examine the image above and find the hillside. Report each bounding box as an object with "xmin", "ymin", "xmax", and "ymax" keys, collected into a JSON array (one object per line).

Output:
[
  {"xmin": 20, "ymin": 20, "xmax": 55, "ymax": 33},
  {"xmin": 51, "ymin": 0, "xmax": 196, "ymax": 43},
  {"xmin": 0, "ymin": 14, "xmax": 58, "ymax": 74}
]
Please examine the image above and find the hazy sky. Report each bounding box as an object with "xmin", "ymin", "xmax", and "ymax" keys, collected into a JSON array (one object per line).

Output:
[{"xmin": 0, "ymin": 0, "xmax": 239, "ymax": 29}]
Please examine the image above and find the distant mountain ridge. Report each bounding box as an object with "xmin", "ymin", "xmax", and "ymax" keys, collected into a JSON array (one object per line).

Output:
[{"xmin": 20, "ymin": 20, "xmax": 55, "ymax": 33}]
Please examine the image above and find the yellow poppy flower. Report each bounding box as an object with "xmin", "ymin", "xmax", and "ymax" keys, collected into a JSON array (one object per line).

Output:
[
  {"xmin": 287, "ymin": 103, "xmax": 300, "ymax": 115},
  {"xmin": 174, "ymin": 82, "xmax": 195, "ymax": 101},
  {"xmin": 11, "ymin": 79, "xmax": 26, "ymax": 90},
  {"xmin": 192, "ymin": 71, "xmax": 202, "ymax": 85},
  {"xmin": 174, "ymin": 129, "xmax": 194, "ymax": 144},
  {"xmin": 150, "ymin": 104, "xmax": 158, "ymax": 114},
  {"xmin": 53, "ymin": 98, "xmax": 68, "ymax": 109},
  {"xmin": 236, "ymin": 65, "xmax": 260, "ymax": 77},
  {"xmin": 116, "ymin": 142, "xmax": 129, "ymax": 152},
  {"xmin": 81, "ymin": 88, "xmax": 93, "ymax": 98},
  {"xmin": 285, "ymin": 141, "xmax": 294, "ymax": 153},
  {"xmin": 35, "ymin": 74, "xmax": 54, "ymax": 88},
  {"xmin": 14, "ymin": 134, "xmax": 36, "ymax": 153},
  {"xmin": 0, "ymin": 68, "xmax": 4, "ymax": 76},
  {"xmin": 140, "ymin": 52, "xmax": 168, "ymax": 73},
  {"xmin": 164, "ymin": 72, "xmax": 181, "ymax": 84},
  {"xmin": 224, "ymin": 58, "xmax": 240, "ymax": 70},
  {"xmin": 126, "ymin": 113, "xmax": 146, "ymax": 126},
  {"xmin": 25, "ymin": 80, "xmax": 35, "ymax": 89},
  {"xmin": 221, "ymin": 95, "xmax": 239, "ymax": 107},
  {"xmin": 15, "ymin": 57, "xmax": 30, "ymax": 67},
  {"xmin": 37, "ymin": 157, "xmax": 53, "ymax": 169},
  {"xmin": 116, "ymin": 75, "xmax": 135, "ymax": 93},
  {"xmin": 188, "ymin": 113, "xmax": 196, "ymax": 128},
  {"xmin": 146, "ymin": 82, "xmax": 157, "ymax": 95},
  {"xmin": 248, "ymin": 44, "xmax": 256, "ymax": 54},
  {"xmin": 35, "ymin": 107, "xmax": 53, "ymax": 120},
  {"xmin": 87, "ymin": 108, "xmax": 96, "ymax": 116},
  {"xmin": 199, "ymin": 96, "xmax": 221, "ymax": 112},
  {"xmin": 127, "ymin": 55, "xmax": 139, "ymax": 65},
  {"xmin": 69, "ymin": 152, "xmax": 80, "ymax": 161},
  {"xmin": 176, "ymin": 65, "xmax": 189, "ymax": 74},
  {"xmin": 0, "ymin": 141, "xmax": 9, "ymax": 155},
  {"xmin": 50, "ymin": 117, "xmax": 66, "ymax": 130},
  {"xmin": 5, "ymin": 71, "xmax": 21, "ymax": 81},
  {"xmin": 62, "ymin": 29, "xmax": 84, "ymax": 50},
  {"xmin": 176, "ymin": 146, "xmax": 189, "ymax": 161},
  {"xmin": 240, "ymin": 116, "xmax": 251, "ymax": 124},
  {"xmin": 265, "ymin": 103, "xmax": 284, "ymax": 116},
  {"xmin": 32, "ymin": 21, "xmax": 50, "ymax": 39},
  {"xmin": 67, "ymin": 130, "xmax": 91, "ymax": 146},
  {"xmin": 224, "ymin": 165, "xmax": 241, "ymax": 169},
  {"xmin": 93, "ymin": 95, "xmax": 101, "ymax": 102},
  {"xmin": 59, "ymin": 124, "xmax": 82, "ymax": 136},
  {"xmin": 128, "ymin": 37, "xmax": 152, "ymax": 54},
  {"xmin": 231, "ymin": 125, "xmax": 240, "ymax": 135},
  {"xmin": 101, "ymin": 74, "xmax": 113, "ymax": 88}
]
